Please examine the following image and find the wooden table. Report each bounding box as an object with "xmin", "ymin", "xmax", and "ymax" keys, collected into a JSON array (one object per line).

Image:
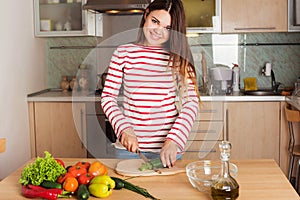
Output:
[{"xmin": 0, "ymin": 158, "xmax": 299, "ymax": 200}]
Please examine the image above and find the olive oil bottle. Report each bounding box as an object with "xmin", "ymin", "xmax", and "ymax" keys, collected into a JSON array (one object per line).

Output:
[{"xmin": 211, "ymin": 141, "xmax": 239, "ymax": 200}]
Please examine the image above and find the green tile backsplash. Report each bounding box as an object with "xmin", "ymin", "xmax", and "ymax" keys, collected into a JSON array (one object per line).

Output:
[{"xmin": 46, "ymin": 33, "xmax": 300, "ymax": 91}]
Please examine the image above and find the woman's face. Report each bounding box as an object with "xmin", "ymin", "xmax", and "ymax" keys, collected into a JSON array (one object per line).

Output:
[{"xmin": 143, "ymin": 9, "xmax": 171, "ymax": 46}]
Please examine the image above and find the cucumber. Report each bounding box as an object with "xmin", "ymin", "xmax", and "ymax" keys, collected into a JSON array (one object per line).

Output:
[
  {"xmin": 149, "ymin": 158, "xmax": 164, "ymax": 168},
  {"xmin": 40, "ymin": 180, "xmax": 62, "ymax": 189},
  {"xmin": 110, "ymin": 177, "xmax": 159, "ymax": 200},
  {"xmin": 139, "ymin": 158, "xmax": 164, "ymax": 171},
  {"xmin": 111, "ymin": 177, "xmax": 125, "ymax": 190},
  {"xmin": 77, "ymin": 184, "xmax": 90, "ymax": 200}
]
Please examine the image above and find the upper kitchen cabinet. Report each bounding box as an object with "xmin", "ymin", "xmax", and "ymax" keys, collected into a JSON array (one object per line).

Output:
[
  {"xmin": 222, "ymin": 0, "xmax": 287, "ymax": 33},
  {"xmin": 34, "ymin": 0, "xmax": 103, "ymax": 37},
  {"xmin": 182, "ymin": 0, "xmax": 221, "ymax": 33},
  {"xmin": 288, "ymin": 0, "xmax": 300, "ymax": 31}
]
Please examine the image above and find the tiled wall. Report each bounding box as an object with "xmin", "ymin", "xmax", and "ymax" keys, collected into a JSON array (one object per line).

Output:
[{"xmin": 46, "ymin": 33, "xmax": 300, "ymax": 91}]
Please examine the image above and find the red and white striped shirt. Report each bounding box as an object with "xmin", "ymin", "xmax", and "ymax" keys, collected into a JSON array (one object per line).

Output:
[{"xmin": 101, "ymin": 43, "xmax": 199, "ymax": 153}]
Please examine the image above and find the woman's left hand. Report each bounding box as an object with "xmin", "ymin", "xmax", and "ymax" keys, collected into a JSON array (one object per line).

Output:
[{"xmin": 160, "ymin": 140, "xmax": 178, "ymax": 168}]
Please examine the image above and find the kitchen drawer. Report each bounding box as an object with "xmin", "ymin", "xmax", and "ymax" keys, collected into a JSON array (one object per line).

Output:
[
  {"xmin": 183, "ymin": 141, "xmax": 220, "ymax": 160},
  {"xmin": 196, "ymin": 101, "xmax": 223, "ymax": 121},
  {"xmin": 190, "ymin": 121, "xmax": 224, "ymax": 140}
]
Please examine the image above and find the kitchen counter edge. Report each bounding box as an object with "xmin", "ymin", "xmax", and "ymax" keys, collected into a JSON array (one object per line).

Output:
[{"xmin": 27, "ymin": 89, "xmax": 287, "ymax": 102}]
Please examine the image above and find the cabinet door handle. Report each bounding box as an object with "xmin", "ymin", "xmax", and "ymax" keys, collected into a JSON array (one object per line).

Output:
[
  {"xmin": 184, "ymin": 149, "xmax": 217, "ymax": 153},
  {"xmin": 225, "ymin": 109, "xmax": 229, "ymax": 141},
  {"xmin": 234, "ymin": 27, "xmax": 276, "ymax": 30},
  {"xmin": 197, "ymin": 130, "xmax": 217, "ymax": 134},
  {"xmin": 201, "ymin": 109, "xmax": 218, "ymax": 113},
  {"xmin": 80, "ymin": 109, "xmax": 84, "ymax": 149}
]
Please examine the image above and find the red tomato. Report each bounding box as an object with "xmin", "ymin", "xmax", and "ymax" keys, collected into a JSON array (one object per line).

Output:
[
  {"xmin": 75, "ymin": 161, "xmax": 90, "ymax": 169},
  {"xmin": 78, "ymin": 173, "xmax": 94, "ymax": 185},
  {"xmin": 56, "ymin": 172, "xmax": 74, "ymax": 184},
  {"xmin": 68, "ymin": 165, "xmax": 87, "ymax": 178},
  {"xmin": 55, "ymin": 159, "xmax": 65, "ymax": 168}
]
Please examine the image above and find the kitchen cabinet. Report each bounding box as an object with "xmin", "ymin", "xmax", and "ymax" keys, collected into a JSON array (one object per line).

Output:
[
  {"xmin": 225, "ymin": 102, "xmax": 280, "ymax": 163},
  {"xmin": 28, "ymin": 102, "xmax": 87, "ymax": 158},
  {"xmin": 222, "ymin": 0, "xmax": 287, "ymax": 33},
  {"xmin": 288, "ymin": 0, "xmax": 300, "ymax": 31},
  {"xmin": 182, "ymin": 0, "xmax": 221, "ymax": 33},
  {"xmin": 183, "ymin": 101, "xmax": 224, "ymax": 160},
  {"xmin": 33, "ymin": 0, "xmax": 103, "ymax": 37}
]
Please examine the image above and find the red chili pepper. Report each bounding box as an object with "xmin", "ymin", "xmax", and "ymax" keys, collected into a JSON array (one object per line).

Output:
[
  {"xmin": 55, "ymin": 159, "xmax": 65, "ymax": 168},
  {"xmin": 22, "ymin": 185, "xmax": 71, "ymax": 200},
  {"xmin": 27, "ymin": 184, "xmax": 68, "ymax": 195},
  {"xmin": 27, "ymin": 184, "xmax": 47, "ymax": 191}
]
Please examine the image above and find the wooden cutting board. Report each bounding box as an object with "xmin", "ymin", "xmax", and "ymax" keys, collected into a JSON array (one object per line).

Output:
[{"xmin": 115, "ymin": 159, "xmax": 186, "ymax": 177}]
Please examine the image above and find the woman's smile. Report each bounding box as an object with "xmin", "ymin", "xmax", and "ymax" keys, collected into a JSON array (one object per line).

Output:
[{"xmin": 149, "ymin": 29, "xmax": 162, "ymax": 40}]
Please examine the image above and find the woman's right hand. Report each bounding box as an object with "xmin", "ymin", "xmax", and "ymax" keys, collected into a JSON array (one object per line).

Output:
[{"xmin": 120, "ymin": 128, "xmax": 139, "ymax": 153}]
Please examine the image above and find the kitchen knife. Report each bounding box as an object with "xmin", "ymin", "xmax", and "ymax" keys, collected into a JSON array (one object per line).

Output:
[{"xmin": 136, "ymin": 150, "xmax": 149, "ymax": 163}]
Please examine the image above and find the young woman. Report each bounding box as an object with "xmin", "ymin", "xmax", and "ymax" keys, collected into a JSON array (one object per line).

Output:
[{"xmin": 101, "ymin": 0, "xmax": 200, "ymax": 168}]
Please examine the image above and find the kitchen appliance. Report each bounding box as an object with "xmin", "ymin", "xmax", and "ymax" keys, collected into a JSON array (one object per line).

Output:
[
  {"xmin": 210, "ymin": 66, "xmax": 233, "ymax": 95},
  {"xmin": 86, "ymin": 102, "xmax": 116, "ymax": 158},
  {"xmin": 83, "ymin": 0, "xmax": 221, "ymax": 33},
  {"xmin": 83, "ymin": 0, "xmax": 150, "ymax": 14}
]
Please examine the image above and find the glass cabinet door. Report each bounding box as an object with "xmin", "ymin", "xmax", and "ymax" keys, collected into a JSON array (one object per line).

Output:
[
  {"xmin": 182, "ymin": 0, "xmax": 221, "ymax": 33},
  {"xmin": 34, "ymin": 0, "xmax": 102, "ymax": 37}
]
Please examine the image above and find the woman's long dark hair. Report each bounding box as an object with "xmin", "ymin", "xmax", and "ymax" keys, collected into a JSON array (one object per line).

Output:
[{"xmin": 136, "ymin": 0, "xmax": 200, "ymax": 102}]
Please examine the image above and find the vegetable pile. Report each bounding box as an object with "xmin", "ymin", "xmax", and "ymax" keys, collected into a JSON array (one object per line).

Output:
[{"xmin": 19, "ymin": 151, "xmax": 160, "ymax": 200}]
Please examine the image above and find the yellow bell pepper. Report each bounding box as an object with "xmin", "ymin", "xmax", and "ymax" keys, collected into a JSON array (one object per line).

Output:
[
  {"xmin": 90, "ymin": 175, "xmax": 115, "ymax": 189},
  {"xmin": 88, "ymin": 175, "xmax": 115, "ymax": 198},
  {"xmin": 89, "ymin": 183, "xmax": 112, "ymax": 198}
]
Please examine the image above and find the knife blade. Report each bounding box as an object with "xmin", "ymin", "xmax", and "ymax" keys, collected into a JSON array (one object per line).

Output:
[{"xmin": 136, "ymin": 150, "xmax": 149, "ymax": 163}]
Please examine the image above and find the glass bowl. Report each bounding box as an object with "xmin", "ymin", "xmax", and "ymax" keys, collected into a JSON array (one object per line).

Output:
[{"xmin": 186, "ymin": 160, "xmax": 238, "ymax": 192}]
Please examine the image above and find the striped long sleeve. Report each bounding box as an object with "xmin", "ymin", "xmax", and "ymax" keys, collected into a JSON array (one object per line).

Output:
[{"xmin": 101, "ymin": 43, "xmax": 199, "ymax": 153}]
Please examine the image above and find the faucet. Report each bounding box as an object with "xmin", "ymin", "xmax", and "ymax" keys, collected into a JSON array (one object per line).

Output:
[
  {"xmin": 261, "ymin": 64, "xmax": 281, "ymax": 92},
  {"xmin": 270, "ymin": 70, "xmax": 281, "ymax": 92}
]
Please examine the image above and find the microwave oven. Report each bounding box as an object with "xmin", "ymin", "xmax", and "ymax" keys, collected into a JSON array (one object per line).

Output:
[
  {"xmin": 288, "ymin": 0, "xmax": 300, "ymax": 31},
  {"xmin": 182, "ymin": 0, "xmax": 221, "ymax": 33}
]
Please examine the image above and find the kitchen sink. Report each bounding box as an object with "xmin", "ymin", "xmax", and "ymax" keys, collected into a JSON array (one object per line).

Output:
[{"xmin": 243, "ymin": 90, "xmax": 281, "ymax": 96}]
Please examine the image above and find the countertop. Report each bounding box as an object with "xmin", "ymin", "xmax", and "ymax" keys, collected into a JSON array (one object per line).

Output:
[
  {"xmin": 27, "ymin": 89, "xmax": 287, "ymax": 102},
  {"xmin": 0, "ymin": 158, "xmax": 299, "ymax": 200}
]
